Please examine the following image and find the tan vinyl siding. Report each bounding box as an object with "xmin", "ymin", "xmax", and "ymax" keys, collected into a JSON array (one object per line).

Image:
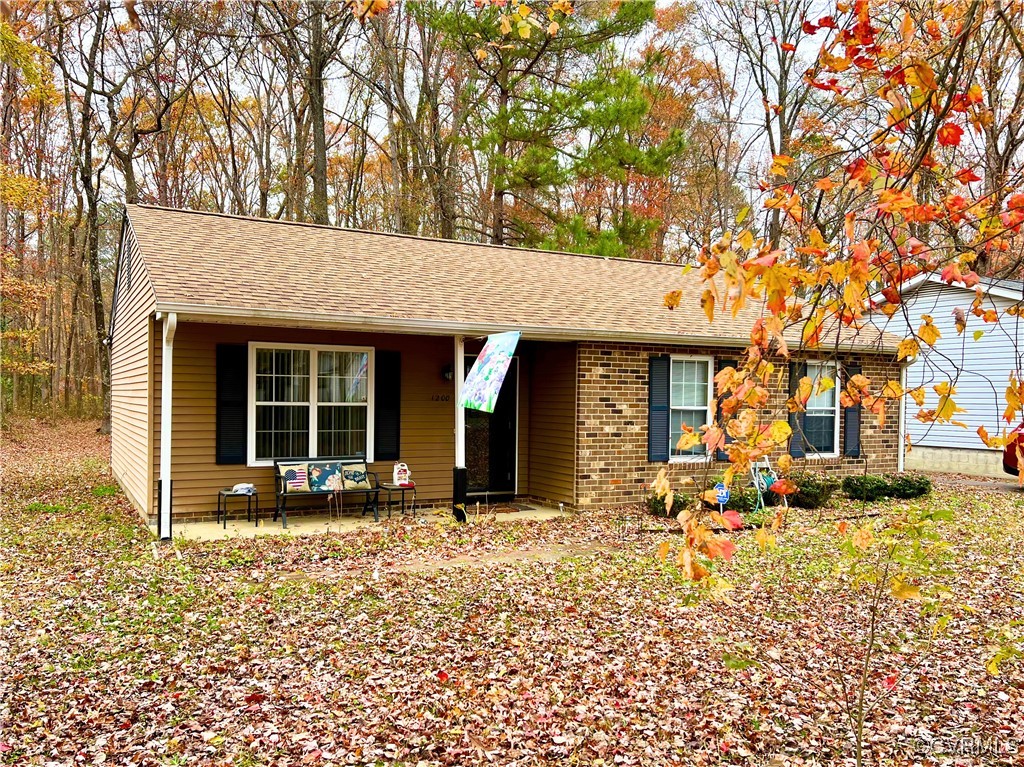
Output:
[
  {"xmin": 109, "ymin": 224, "xmax": 156, "ymax": 520},
  {"xmin": 153, "ymin": 324, "xmax": 466, "ymax": 521},
  {"xmin": 527, "ymin": 342, "xmax": 577, "ymax": 504}
]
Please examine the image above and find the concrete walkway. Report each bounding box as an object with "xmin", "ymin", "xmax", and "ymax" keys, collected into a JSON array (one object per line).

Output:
[{"xmin": 156, "ymin": 504, "xmax": 571, "ymax": 542}]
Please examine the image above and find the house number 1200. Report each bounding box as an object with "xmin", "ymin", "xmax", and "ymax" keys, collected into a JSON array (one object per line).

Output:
[{"xmin": 432, "ymin": 394, "xmax": 450, "ymax": 402}]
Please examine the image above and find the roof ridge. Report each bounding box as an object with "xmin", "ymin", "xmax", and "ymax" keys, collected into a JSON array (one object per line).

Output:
[{"xmin": 127, "ymin": 203, "xmax": 693, "ymax": 269}]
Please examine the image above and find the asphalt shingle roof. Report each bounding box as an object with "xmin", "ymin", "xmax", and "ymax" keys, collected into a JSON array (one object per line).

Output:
[{"xmin": 125, "ymin": 204, "xmax": 895, "ymax": 352}]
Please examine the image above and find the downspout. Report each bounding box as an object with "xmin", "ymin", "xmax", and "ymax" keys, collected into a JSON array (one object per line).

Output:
[
  {"xmin": 898, "ymin": 360, "xmax": 908, "ymax": 473},
  {"xmin": 159, "ymin": 312, "xmax": 177, "ymax": 540}
]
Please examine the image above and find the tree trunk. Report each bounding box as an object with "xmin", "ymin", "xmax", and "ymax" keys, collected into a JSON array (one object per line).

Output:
[{"xmin": 308, "ymin": 0, "xmax": 329, "ymax": 225}]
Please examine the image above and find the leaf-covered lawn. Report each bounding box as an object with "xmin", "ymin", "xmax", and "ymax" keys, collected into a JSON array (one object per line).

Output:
[{"xmin": 2, "ymin": 420, "xmax": 1022, "ymax": 766}]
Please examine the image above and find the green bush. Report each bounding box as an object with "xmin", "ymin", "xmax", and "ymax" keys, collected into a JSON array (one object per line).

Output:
[
  {"xmin": 789, "ymin": 471, "xmax": 840, "ymax": 509},
  {"xmin": 647, "ymin": 484, "xmax": 758, "ymax": 518},
  {"xmin": 842, "ymin": 474, "xmax": 891, "ymax": 501},
  {"xmin": 647, "ymin": 492, "xmax": 688, "ymax": 518},
  {"xmin": 842, "ymin": 473, "xmax": 932, "ymax": 501},
  {"xmin": 884, "ymin": 472, "xmax": 933, "ymax": 499}
]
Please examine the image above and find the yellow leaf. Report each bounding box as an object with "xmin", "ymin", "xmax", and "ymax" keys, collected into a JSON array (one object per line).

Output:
[
  {"xmin": 676, "ymin": 431, "xmax": 702, "ymax": 452},
  {"xmin": 475, "ymin": 48, "xmax": 487, "ymax": 61},
  {"xmin": 547, "ymin": 20, "xmax": 559, "ymax": 35},
  {"xmin": 736, "ymin": 205, "xmax": 749, "ymax": 225},
  {"xmin": 815, "ymin": 376, "xmax": 835, "ymax": 396},
  {"xmin": 500, "ymin": 14, "xmax": 512, "ymax": 34},
  {"xmin": 737, "ymin": 229, "xmax": 754, "ymax": 250},
  {"xmin": 891, "ymin": 578, "xmax": 921, "ymax": 601},
  {"xmin": 973, "ymin": 330, "xmax": 984, "ymax": 341},
  {"xmin": 908, "ymin": 387, "xmax": 925, "ymax": 406},
  {"xmin": 766, "ymin": 420, "xmax": 792, "ymax": 444},
  {"xmin": 517, "ymin": 3, "xmax": 532, "ymax": 19},
  {"xmin": 897, "ymin": 338, "xmax": 920, "ymax": 360},
  {"xmin": 777, "ymin": 454, "xmax": 792, "ymax": 474},
  {"xmin": 663, "ymin": 290, "xmax": 682, "ymax": 310},
  {"xmin": 518, "ymin": 21, "xmax": 531, "ymax": 39},
  {"xmin": 700, "ymin": 288, "xmax": 715, "ymax": 324},
  {"xmin": 755, "ymin": 526, "xmax": 776, "ymax": 551},
  {"xmin": 880, "ymin": 380, "xmax": 903, "ymax": 398},
  {"xmin": 918, "ymin": 316, "xmax": 941, "ymax": 346}
]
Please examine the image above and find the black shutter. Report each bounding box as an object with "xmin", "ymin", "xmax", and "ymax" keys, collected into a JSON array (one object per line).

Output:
[
  {"xmin": 843, "ymin": 363, "xmax": 862, "ymax": 458},
  {"xmin": 648, "ymin": 355, "xmax": 670, "ymax": 462},
  {"xmin": 788, "ymin": 361, "xmax": 808, "ymax": 458},
  {"xmin": 216, "ymin": 344, "xmax": 247, "ymax": 464},
  {"xmin": 715, "ymin": 358, "xmax": 738, "ymax": 461},
  {"xmin": 374, "ymin": 350, "xmax": 401, "ymax": 461}
]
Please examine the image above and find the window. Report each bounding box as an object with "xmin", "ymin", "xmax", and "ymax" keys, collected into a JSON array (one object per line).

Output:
[
  {"xmin": 669, "ymin": 356, "xmax": 714, "ymax": 460},
  {"xmin": 248, "ymin": 343, "xmax": 373, "ymax": 465},
  {"xmin": 804, "ymin": 360, "xmax": 839, "ymax": 455}
]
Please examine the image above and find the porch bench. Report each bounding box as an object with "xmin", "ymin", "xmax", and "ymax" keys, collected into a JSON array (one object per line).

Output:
[{"xmin": 273, "ymin": 459, "xmax": 380, "ymax": 528}]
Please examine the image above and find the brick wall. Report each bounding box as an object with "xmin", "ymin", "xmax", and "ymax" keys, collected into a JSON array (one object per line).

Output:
[{"xmin": 575, "ymin": 342, "xmax": 903, "ymax": 508}]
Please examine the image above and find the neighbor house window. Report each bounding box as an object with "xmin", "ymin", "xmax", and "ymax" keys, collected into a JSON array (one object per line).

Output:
[
  {"xmin": 669, "ymin": 355, "xmax": 714, "ymax": 459},
  {"xmin": 248, "ymin": 343, "xmax": 373, "ymax": 465},
  {"xmin": 805, "ymin": 360, "xmax": 839, "ymax": 455}
]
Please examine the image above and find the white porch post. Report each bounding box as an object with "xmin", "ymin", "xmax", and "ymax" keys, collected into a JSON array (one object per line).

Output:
[
  {"xmin": 159, "ymin": 312, "xmax": 177, "ymax": 540},
  {"xmin": 454, "ymin": 335, "xmax": 466, "ymax": 467}
]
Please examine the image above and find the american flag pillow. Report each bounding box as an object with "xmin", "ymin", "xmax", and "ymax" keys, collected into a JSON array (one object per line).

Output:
[{"xmin": 279, "ymin": 463, "xmax": 309, "ymax": 493}]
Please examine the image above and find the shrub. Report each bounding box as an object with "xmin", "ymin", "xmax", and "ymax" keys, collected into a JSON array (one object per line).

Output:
[
  {"xmin": 648, "ymin": 492, "xmax": 688, "ymax": 518},
  {"xmin": 884, "ymin": 472, "xmax": 933, "ymax": 499},
  {"xmin": 841, "ymin": 473, "xmax": 933, "ymax": 501},
  {"xmin": 648, "ymin": 484, "xmax": 758, "ymax": 518},
  {"xmin": 841, "ymin": 474, "xmax": 890, "ymax": 501},
  {"xmin": 789, "ymin": 472, "xmax": 840, "ymax": 509}
]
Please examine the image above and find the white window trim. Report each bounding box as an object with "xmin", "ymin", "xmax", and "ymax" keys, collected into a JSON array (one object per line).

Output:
[
  {"xmin": 803, "ymin": 360, "xmax": 841, "ymax": 459},
  {"xmin": 668, "ymin": 354, "xmax": 715, "ymax": 464},
  {"xmin": 247, "ymin": 341, "xmax": 375, "ymax": 468}
]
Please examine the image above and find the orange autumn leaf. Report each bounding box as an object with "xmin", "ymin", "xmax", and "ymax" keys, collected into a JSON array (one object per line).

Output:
[
  {"xmin": 937, "ymin": 122, "xmax": 964, "ymax": 147},
  {"xmin": 657, "ymin": 541, "xmax": 670, "ymax": 562},
  {"xmin": 769, "ymin": 478, "xmax": 797, "ymax": 495},
  {"xmin": 703, "ymin": 535, "xmax": 737, "ymax": 561}
]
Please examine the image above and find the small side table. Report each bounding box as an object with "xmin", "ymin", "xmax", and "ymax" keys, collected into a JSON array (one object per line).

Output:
[
  {"xmin": 381, "ymin": 482, "xmax": 416, "ymax": 519},
  {"xmin": 217, "ymin": 489, "xmax": 259, "ymax": 529}
]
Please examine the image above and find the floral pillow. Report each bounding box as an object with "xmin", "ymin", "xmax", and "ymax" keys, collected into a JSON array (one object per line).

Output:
[
  {"xmin": 342, "ymin": 463, "xmax": 372, "ymax": 490},
  {"xmin": 308, "ymin": 462, "xmax": 342, "ymax": 492}
]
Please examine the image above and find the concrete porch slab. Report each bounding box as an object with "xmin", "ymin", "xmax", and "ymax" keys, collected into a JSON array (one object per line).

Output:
[{"xmin": 153, "ymin": 504, "xmax": 571, "ymax": 542}]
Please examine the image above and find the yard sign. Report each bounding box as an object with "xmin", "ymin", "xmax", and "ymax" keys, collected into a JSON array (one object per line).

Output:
[{"xmin": 460, "ymin": 331, "xmax": 521, "ymax": 413}]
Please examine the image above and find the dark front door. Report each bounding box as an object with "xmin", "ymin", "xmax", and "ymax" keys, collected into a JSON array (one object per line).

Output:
[{"xmin": 465, "ymin": 357, "xmax": 517, "ymax": 497}]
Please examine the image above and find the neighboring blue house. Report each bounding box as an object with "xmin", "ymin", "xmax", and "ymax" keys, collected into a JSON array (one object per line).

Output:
[{"xmin": 871, "ymin": 275, "xmax": 1024, "ymax": 477}]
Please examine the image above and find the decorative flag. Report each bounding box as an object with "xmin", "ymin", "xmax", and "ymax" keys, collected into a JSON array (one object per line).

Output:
[{"xmin": 460, "ymin": 331, "xmax": 521, "ymax": 413}]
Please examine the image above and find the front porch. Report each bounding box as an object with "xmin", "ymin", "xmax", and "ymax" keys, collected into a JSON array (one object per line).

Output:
[
  {"xmin": 145, "ymin": 320, "xmax": 579, "ymax": 533},
  {"xmin": 159, "ymin": 501, "xmax": 571, "ymax": 541}
]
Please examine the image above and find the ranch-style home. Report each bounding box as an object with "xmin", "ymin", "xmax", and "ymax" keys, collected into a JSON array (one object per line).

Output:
[{"xmin": 109, "ymin": 204, "xmax": 906, "ymax": 537}]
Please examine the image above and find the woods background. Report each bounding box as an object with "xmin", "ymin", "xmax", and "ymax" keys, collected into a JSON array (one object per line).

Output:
[{"xmin": 2, "ymin": 0, "xmax": 1022, "ymax": 428}]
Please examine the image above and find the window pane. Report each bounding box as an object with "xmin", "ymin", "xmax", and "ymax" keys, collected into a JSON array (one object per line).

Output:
[
  {"xmin": 256, "ymin": 349, "xmax": 273, "ymax": 375},
  {"xmin": 670, "ymin": 409, "xmax": 705, "ymax": 457},
  {"xmin": 807, "ymin": 362, "xmax": 837, "ymax": 410},
  {"xmin": 671, "ymin": 359, "xmax": 710, "ymax": 408},
  {"xmin": 317, "ymin": 405, "xmax": 367, "ymax": 458},
  {"xmin": 804, "ymin": 413, "xmax": 835, "ymax": 454},
  {"xmin": 255, "ymin": 405, "xmax": 309, "ymax": 460},
  {"xmin": 319, "ymin": 351, "xmax": 368, "ymax": 403}
]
